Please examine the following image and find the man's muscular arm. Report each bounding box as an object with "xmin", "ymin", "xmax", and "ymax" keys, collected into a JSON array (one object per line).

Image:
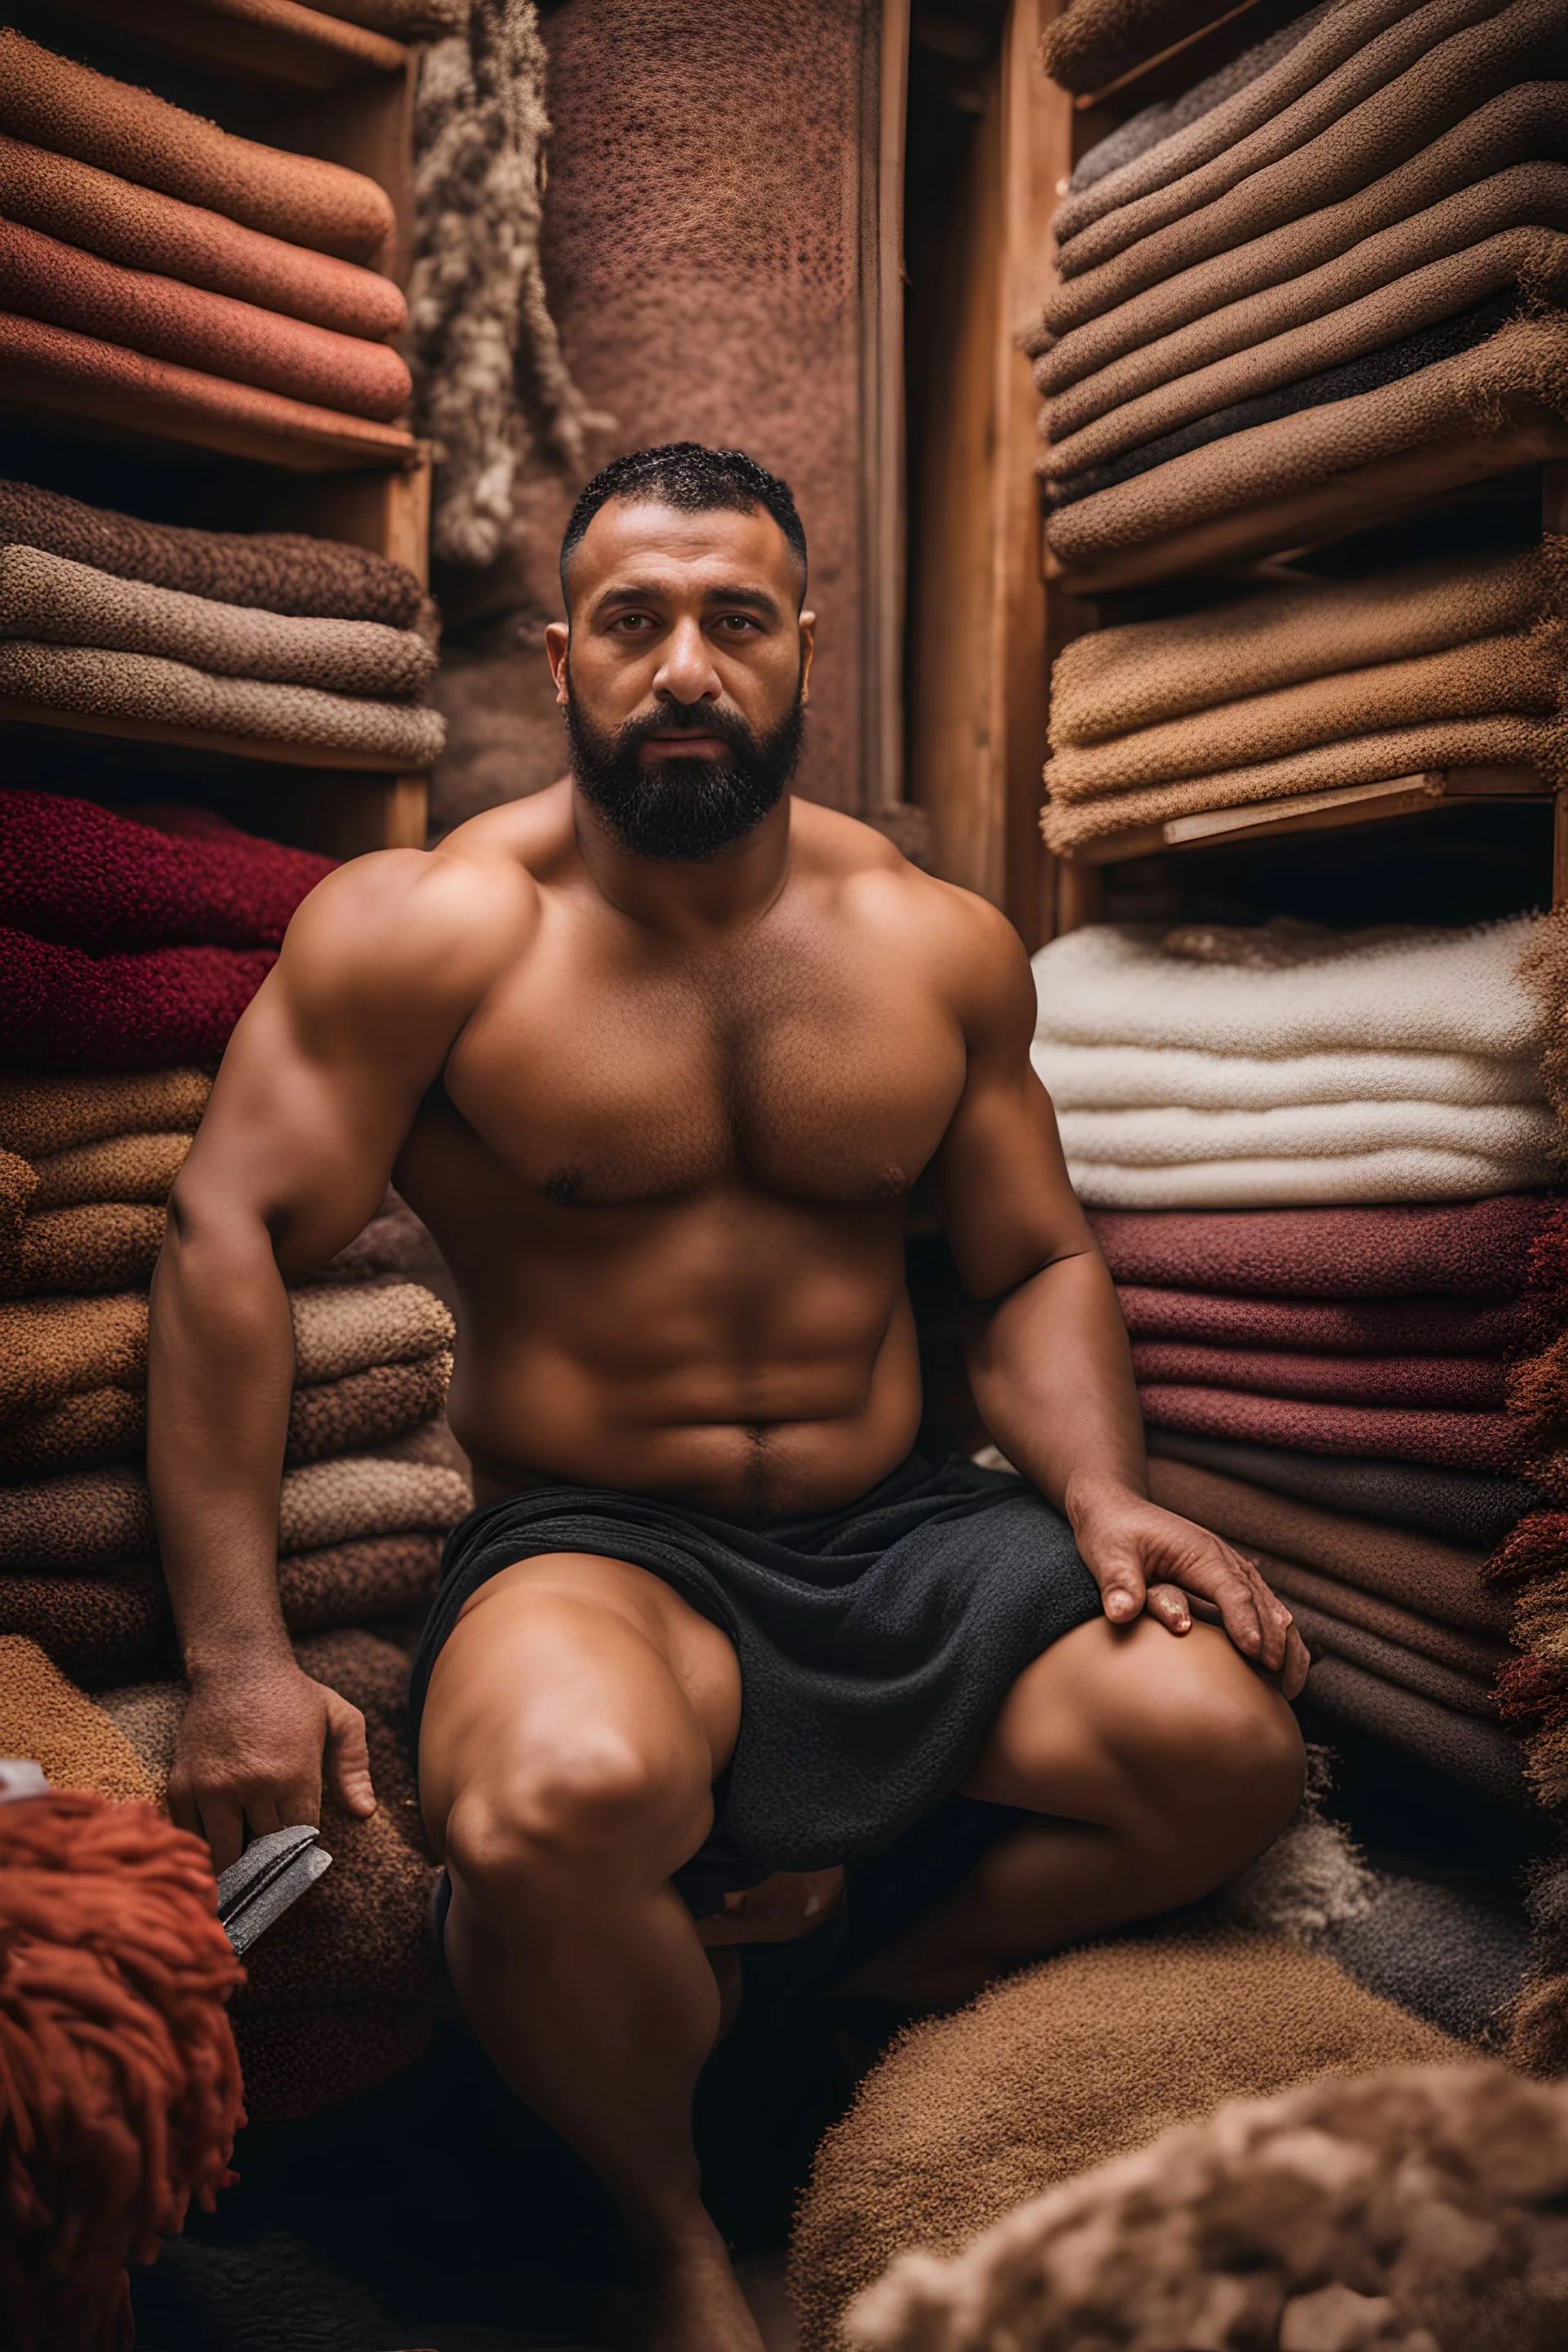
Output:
[
  {"xmin": 926, "ymin": 896, "xmax": 1308, "ymax": 1697},
  {"xmin": 149, "ymin": 844, "xmax": 524, "ymax": 1865}
]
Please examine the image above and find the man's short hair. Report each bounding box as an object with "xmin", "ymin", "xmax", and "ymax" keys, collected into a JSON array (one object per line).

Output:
[{"xmin": 559, "ymin": 442, "xmax": 808, "ymax": 609}]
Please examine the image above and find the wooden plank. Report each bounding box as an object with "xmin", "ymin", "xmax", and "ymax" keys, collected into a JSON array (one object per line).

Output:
[
  {"xmin": 265, "ymin": 450, "xmax": 433, "ymax": 585},
  {"xmin": 1062, "ymin": 766, "xmax": 1549, "ymax": 866},
  {"xmin": 265, "ymin": 774, "xmax": 429, "ymax": 857},
  {"xmin": 861, "ymin": 0, "xmax": 910, "ymax": 822},
  {"xmin": 0, "ymin": 376, "xmax": 416, "ymax": 475},
  {"xmin": 0, "ymin": 701, "xmax": 436, "ymax": 774},
  {"xmin": 1054, "ymin": 858, "xmax": 1104, "ymax": 930},
  {"xmin": 61, "ymin": 0, "xmax": 405, "ymax": 87},
  {"xmin": 1043, "ymin": 414, "xmax": 1568, "ymax": 594}
]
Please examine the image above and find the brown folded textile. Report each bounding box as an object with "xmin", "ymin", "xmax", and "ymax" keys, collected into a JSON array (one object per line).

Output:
[
  {"xmin": 0, "ymin": 1068, "xmax": 210, "ymax": 1158},
  {"xmin": 29, "ymin": 1131, "xmax": 189, "ymax": 1208},
  {"xmin": 0, "ymin": 1388, "xmax": 143, "ymax": 1481},
  {"xmin": 1045, "ymin": 313, "xmax": 1568, "ymax": 569},
  {"xmin": 0, "ymin": 1147, "xmax": 35, "ymax": 1241},
  {"xmin": 232, "ymin": 2004, "xmax": 432, "ymax": 2127},
  {"xmin": 0, "ymin": 1204, "xmax": 166, "ymax": 1298},
  {"xmin": 0, "ymin": 481, "xmax": 421, "ymax": 629},
  {"xmin": 1146, "ymin": 1454, "xmax": 1509, "ymax": 1631},
  {"xmin": 1091, "ymin": 1196, "xmax": 1554, "ymax": 1299},
  {"xmin": 0, "ymin": 314, "xmax": 414, "ymax": 472},
  {"xmin": 0, "ymin": 1633, "xmax": 158, "ymax": 1801},
  {"xmin": 0, "ymin": 135, "xmax": 406, "ymax": 342},
  {"xmin": 0, "ymin": 221, "xmax": 411, "ymax": 423},
  {"xmin": 0, "ymin": 547, "xmax": 434, "ymax": 699},
  {"xmin": 1045, "ymin": 627, "xmax": 1565, "ymax": 800},
  {"xmin": 277, "ymin": 1535, "xmax": 442, "ymax": 1633},
  {"xmin": 1050, "ymin": 542, "xmax": 1566, "ymax": 743},
  {"xmin": 0, "ymin": 1292, "xmax": 146, "ymax": 1414},
  {"xmin": 1047, "ymin": 168, "xmax": 1568, "ymax": 448},
  {"xmin": 1303, "ymin": 1651, "xmax": 1527, "ymax": 1802},
  {"xmin": 291, "ymin": 1281, "xmax": 456, "ymax": 1380},
  {"xmin": 1142, "ymin": 1383, "xmax": 1529, "ymax": 1468},
  {"xmin": 0, "ymin": 32, "xmax": 394, "ymax": 262},
  {"xmin": 0, "ymin": 638, "xmax": 445, "ymax": 766},
  {"xmin": 1246, "ymin": 1554, "xmax": 1509, "ymax": 1678},
  {"xmin": 292, "ymin": 1624, "xmax": 429, "ymax": 1856},
  {"xmin": 1046, "ymin": 0, "xmax": 1564, "ymax": 319},
  {"xmin": 1148, "ymin": 1428, "xmax": 1539, "ymax": 1548},
  {"xmin": 234, "ymin": 1800, "xmax": 435, "ymax": 2012},
  {"xmin": 0, "ymin": 1566, "xmax": 172, "ymax": 1688},
  {"xmin": 1119, "ymin": 1284, "xmax": 1546, "ymax": 1354},
  {"xmin": 1041, "ymin": 0, "xmax": 1252, "ymax": 95},
  {"xmin": 1279, "ymin": 1593, "xmax": 1499, "ymax": 1711},
  {"xmin": 1131, "ymin": 1341, "xmax": 1507, "ymax": 1409},
  {"xmin": 316, "ymin": 1192, "xmax": 442, "ymax": 1285}
]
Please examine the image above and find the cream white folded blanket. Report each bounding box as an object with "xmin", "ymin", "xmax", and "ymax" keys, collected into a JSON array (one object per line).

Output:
[
  {"xmin": 1057, "ymin": 1098, "xmax": 1556, "ymax": 1165},
  {"xmin": 1032, "ymin": 1039, "xmax": 1543, "ymax": 1108},
  {"xmin": 1067, "ymin": 1147, "xmax": 1552, "ymax": 1207},
  {"xmin": 1031, "ymin": 918, "xmax": 1544, "ymax": 1058}
]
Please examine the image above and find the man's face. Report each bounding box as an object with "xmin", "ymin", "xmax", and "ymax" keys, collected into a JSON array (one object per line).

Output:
[{"xmin": 546, "ymin": 499, "xmax": 814, "ymax": 861}]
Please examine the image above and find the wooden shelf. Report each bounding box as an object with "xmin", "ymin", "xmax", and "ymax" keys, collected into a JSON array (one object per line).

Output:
[
  {"xmin": 0, "ymin": 373, "xmax": 420, "ymax": 477},
  {"xmin": 1058, "ymin": 766, "xmax": 1554, "ymax": 866},
  {"xmin": 0, "ymin": 698, "xmax": 438, "ymax": 775},
  {"xmin": 60, "ymin": 0, "xmax": 405, "ymax": 89}
]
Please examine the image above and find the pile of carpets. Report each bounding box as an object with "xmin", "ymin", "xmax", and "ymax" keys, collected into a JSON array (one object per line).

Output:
[
  {"xmin": 0, "ymin": 30, "xmax": 417, "ymax": 457},
  {"xmin": 1031, "ymin": 0, "xmax": 1568, "ymax": 585},
  {"xmin": 0, "ymin": 481, "xmax": 443, "ymax": 771},
  {"xmin": 1040, "ymin": 541, "xmax": 1568, "ymax": 853}
]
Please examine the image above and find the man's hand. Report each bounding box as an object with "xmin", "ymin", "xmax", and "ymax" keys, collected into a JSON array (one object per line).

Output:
[
  {"xmin": 694, "ymin": 1866, "xmax": 845, "ymax": 1948},
  {"xmin": 1067, "ymin": 1480, "xmax": 1310, "ymax": 1699},
  {"xmin": 168, "ymin": 1659, "xmax": 376, "ymax": 1873}
]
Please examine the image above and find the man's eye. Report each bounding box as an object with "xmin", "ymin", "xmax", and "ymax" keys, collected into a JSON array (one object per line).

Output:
[
  {"xmin": 614, "ymin": 614, "xmax": 653, "ymax": 631},
  {"xmin": 717, "ymin": 616, "xmax": 758, "ymax": 633}
]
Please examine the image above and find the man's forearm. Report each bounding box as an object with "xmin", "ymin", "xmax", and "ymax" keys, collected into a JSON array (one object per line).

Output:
[
  {"xmin": 964, "ymin": 1248, "xmax": 1147, "ymax": 1517},
  {"xmin": 147, "ymin": 1203, "xmax": 297, "ymax": 1680}
]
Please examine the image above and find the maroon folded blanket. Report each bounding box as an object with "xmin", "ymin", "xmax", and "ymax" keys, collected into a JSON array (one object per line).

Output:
[
  {"xmin": 1285, "ymin": 1593, "xmax": 1499, "ymax": 1713},
  {"xmin": 0, "ymin": 793, "xmax": 332, "ymax": 951},
  {"xmin": 1303, "ymin": 1653, "xmax": 1528, "ymax": 1804},
  {"xmin": 1241, "ymin": 1553, "xmax": 1509, "ymax": 1679},
  {"xmin": 1130, "ymin": 1341, "xmax": 1508, "ymax": 1409},
  {"xmin": 0, "ymin": 929, "xmax": 273, "ymax": 1070},
  {"xmin": 0, "ymin": 220, "xmax": 411, "ymax": 424},
  {"xmin": 1116, "ymin": 1285, "xmax": 1545, "ymax": 1354},
  {"xmin": 1092, "ymin": 1196, "xmax": 1553, "ymax": 1298},
  {"xmin": 1140, "ymin": 1383, "xmax": 1530, "ymax": 1468}
]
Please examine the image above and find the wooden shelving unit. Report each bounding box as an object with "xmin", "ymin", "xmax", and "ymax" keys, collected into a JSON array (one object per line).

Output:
[{"xmin": 1, "ymin": 0, "xmax": 432, "ymax": 858}]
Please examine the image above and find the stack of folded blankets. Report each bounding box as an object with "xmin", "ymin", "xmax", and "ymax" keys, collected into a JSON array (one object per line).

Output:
[
  {"xmin": 1031, "ymin": 0, "xmax": 1568, "ymax": 584},
  {"xmin": 0, "ymin": 786, "xmax": 472, "ymax": 2117},
  {"xmin": 0, "ymin": 476, "xmax": 443, "ymax": 769},
  {"xmin": 1041, "ymin": 538, "xmax": 1568, "ymax": 853},
  {"xmin": 0, "ymin": 29, "xmax": 417, "ymax": 457},
  {"xmin": 1033, "ymin": 915, "xmax": 1564, "ymax": 1807}
]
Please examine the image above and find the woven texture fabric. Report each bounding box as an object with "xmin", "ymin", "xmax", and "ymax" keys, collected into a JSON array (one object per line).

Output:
[
  {"xmin": 0, "ymin": 1069, "xmax": 210, "ymax": 1158},
  {"xmin": 1305, "ymin": 1650, "xmax": 1527, "ymax": 1798},
  {"xmin": 0, "ymin": 478, "xmax": 423, "ymax": 626},
  {"xmin": 1118, "ymin": 1283, "xmax": 1546, "ymax": 1353},
  {"xmin": 1090, "ymin": 1195, "xmax": 1555, "ymax": 1296},
  {"xmin": 1148, "ymin": 1428, "xmax": 1540, "ymax": 1546},
  {"xmin": 0, "ymin": 31, "xmax": 394, "ymax": 261},
  {"xmin": 1131, "ymin": 1340, "xmax": 1507, "ymax": 1409},
  {"xmin": 0, "ymin": 1634, "xmax": 158, "ymax": 1801},
  {"xmin": 1067, "ymin": 1144, "xmax": 1553, "ymax": 1206},
  {"xmin": 0, "ymin": 1205, "xmax": 166, "ymax": 1298},
  {"xmin": 1041, "ymin": 0, "xmax": 1256, "ymax": 94},
  {"xmin": 1037, "ymin": 1040, "xmax": 1544, "ymax": 1111},
  {"xmin": 0, "ymin": 219, "xmax": 411, "ymax": 423},
  {"xmin": 1272, "ymin": 1583, "xmax": 1504, "ymax": 1696},
  {"xmin": 1141, "ymin": 1383, "xmax": 1528, "ymax": 1469},
  {"xmin": 29, "ymin": 1133, "xmax": 190, "ymax": 1209},
  {"xmin": 0, "ymin": 929, "xmax": 274, "ymax": 1071},
  {"xmin": 0, "ymin": 133, "xmax": 406, "ymax": 341}
]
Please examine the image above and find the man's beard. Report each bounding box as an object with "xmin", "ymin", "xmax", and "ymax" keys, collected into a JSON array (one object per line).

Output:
[{"xmin": 564, "ymin": 679, "xmax": 804, "ymax": 862}]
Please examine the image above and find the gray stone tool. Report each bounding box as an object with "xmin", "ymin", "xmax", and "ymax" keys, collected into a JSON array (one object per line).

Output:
[{"xmin": 214, "ymin": 1823, "xmax": 333, "ymax": 1954}]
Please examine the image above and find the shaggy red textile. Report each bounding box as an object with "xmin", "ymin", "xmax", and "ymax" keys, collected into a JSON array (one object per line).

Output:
[
  {"xmin": 1116, "ymin": 1285, "xmax": 1546, "ymax": 1355},
  {"xmin": 0, "ymin": 1791, "xmax": 244, "ymax": 2352},
  {"xmin": 1130, "ymin": 1341, "xmax": 1507, "ymax": 1409},
  {"xmin": 1091, "ymin": 1197, "xmax": 1554, "ymax": 1298},
  {"xmin": 0, "ymin": 793, "xmax": 332, "ymax": 951},
  {"xmin": 1486, "ymin": 1510, "xmax": 1568, "ymax": 1582},
  {"xmin": 1139, "ymin": 1383, "xmax": 1530, "ymax": 1469},
  {"xmin": 0, "ymin": 930, "xmax": 274, "ymax": 1071}
]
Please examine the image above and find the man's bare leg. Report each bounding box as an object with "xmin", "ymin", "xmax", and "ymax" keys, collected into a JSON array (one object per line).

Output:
[
  {"xmin": 843, "ymin": 1614, "xmax": 1305, "ymax": 2012},
  {"xmin": 418, "ymin": 1553, "xmax": 764, "ymax": 2352}
]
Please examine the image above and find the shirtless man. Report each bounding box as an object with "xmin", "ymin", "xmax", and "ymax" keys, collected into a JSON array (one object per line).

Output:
[{"xmin": 149, "ymin": 443, "xmax": 1307, "ymax": 2352}]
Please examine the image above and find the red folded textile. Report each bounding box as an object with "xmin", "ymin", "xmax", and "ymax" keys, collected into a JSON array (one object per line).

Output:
[
  {"xmin": 0, "ymin": 929, "xmax": 273, "ymax": 1070},
  {"xmin": 1130, "ymin": 1341, "xmax": 1507, "ymax": 1410},
  {"xmin": 1139, "ymin": 1383, "xmax": 1530, "ymax": 1470},
  {"xmin": 0, "ymin": 312, "xmax": 414, "ymax": 466},
  {"xmin": 1116, "ymin": 1285, "xmax": 1546, "ymax": 1355},
  {"xmin": 0, "ymin": 135, "xmax": 406, "ymax": 341},
  {"xmin": 1092, "ymin": 1196, "xmax": 1553, "ymax": 1299},
  {"xmin": 0, "ymin": 791, "xmax": 332, "ymax": 950},
  {"xmin": 0, "ymin": 220, "xmax": 411, "ymax": 423}
]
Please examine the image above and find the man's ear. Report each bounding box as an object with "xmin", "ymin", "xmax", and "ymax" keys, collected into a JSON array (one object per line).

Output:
[
  {"xmin": 545, "ymin": 620, "xmax": 570, "ymax": 706},
  {"xmin": 798, "ymin": 608, "xmax": 816, "ymax": 706}
]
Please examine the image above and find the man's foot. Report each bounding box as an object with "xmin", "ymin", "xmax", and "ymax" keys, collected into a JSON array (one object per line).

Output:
[{"xmin": 638, "ymin": 2220, "xmax": 768, "ymax": 2352}]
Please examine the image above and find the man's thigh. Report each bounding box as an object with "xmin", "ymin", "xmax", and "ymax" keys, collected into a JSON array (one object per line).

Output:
[{"xmin": 417, "ymin": 1551, "xmax": 742, "ymax": 1857}]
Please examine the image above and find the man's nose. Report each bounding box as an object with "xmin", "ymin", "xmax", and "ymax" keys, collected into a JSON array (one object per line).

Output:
[{"xmin": 652, "ymin": 617, "xmax": 721, "ymax": 703}]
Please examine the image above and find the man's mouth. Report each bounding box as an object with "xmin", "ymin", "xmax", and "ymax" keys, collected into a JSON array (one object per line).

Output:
[{"xmin": 639, "ymin": 731, "xmax": 730, "ymax": 760}]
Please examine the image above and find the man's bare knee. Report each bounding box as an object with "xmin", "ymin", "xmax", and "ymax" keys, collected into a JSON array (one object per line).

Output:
[{"xmin": 445, "ymin": 1731, "xmax": 712, "ymax": 1920}]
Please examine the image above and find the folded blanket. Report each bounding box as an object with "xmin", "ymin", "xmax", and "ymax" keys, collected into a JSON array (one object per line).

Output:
[
  {"xmin": 292, "ymin": 1282, "xmax": 456, "ymax": 1380},
  {"xmin": 0, "ymin": 33, "xmax": 394, "ymax": 263},
  {"xmin": 0, "ymin": 1151, "xmax": 33, "ymax": 1245},
  {"xmin": 0, "ymin": 135, "xmax": 406, "ymax": 342},
  {"xmin": 27, "ymin": 1133, "xmax": 189, "ymax": 1209},
  {"xmin": 1035, "ymin": 919, "xmax": 1544, "ymax": 1057},
  {"xmin": 0, "ymin": 548, "xmax": 433, "ymax": 701},
  {"xmin": 1253, "ymin": 1557, "xmax": 1508, "ymax": 1677},
  {"xmin": 0, "ymin": 1566, "xmax": 172, "ymax": 1687},
  {"xmin": 0, "ymin": 314, "xmax": 415, "ymax": 471},
  {"xmin": 0, "ymin": 1388, "xmax": 143, "ymax": 1481},
  {"xmin": 1147, "ymin": 1451, "xmax": 1509, "ymax": 1629},
  {"xmin": 1132, "ymin": 1341, "xmax": 1507, "ymax": 1409},
  {"xmin": 0, "ymin": 1634, "xmax": 158, "ymax": 1802},
  {"xmin": 0, "ymin": 479, "xmax": 422, "ymax": 626},
  {"xmin": 0, "ymin": 639, "xmax": 444, "ymax": 766},
  {"xmin": 1068, "ymin": 3, "xmax": 1335, "ymax": 194},
  {"xmin": 0, "ymin": 1071, "xmax": 211, "ymax": 1160},
  {"xmin": 1070, "ymin": 1149, "xmax": 1553, "ymax": 1207},
  {"xmin": 317, "ymin": 1192, "xmax": 441, "ymax": 1286},
  {"xmin": 1060, "ymin": 1097, "xmax": 1555, "ymax": 1164},
  {"xmin": 0, "ymin": 792, "xmax": 332, "ymax": 951},
  {"xmin": 1047, "ymin": 177, "xmax": 1568, "ymax": 457},
  {"xmin": 1045, "ymin": 311, "xmax": 1568, "ymax": 572},
  {"xmin": 0, "ymin": 221, "xmax": 411, "ymax": 423},
  {"xmin": 1303, "ymin": 1651, "xmax": 1527, "ymax": 1801},
  {"xmin": 1090, "ymin": 1196, "xmax": 1553, "ymax": 1297},
  {"xmin": 278, "ymin": 1535, "xmax": 443, "ymax": 1633},
  {"xmin": 0, "ymin": 929, "xmax": 274, "ymax": 1071},
  {"xmin": 1287, "ymin": 1593, "xmax": 1500, "ymax": 1710},
  {"xmin": 0, "ymin": 1205, "xmax": 167, "ymax": 1298},
  {"xmin": 1036, "ymin": 1039, "xmax": 1544, "ymax": 1112},
  {"xmin": 0, "ymin": 1293, "xmax": 145, "ymax": 1414},
  {"xmin": 1143, "ymin": 1383, "xmax": 1528, "ymax": 1468},
  {"xmin": 1048, "ymin": 0, "xmax": 1564, "ymax": 318},
  {"xmin": 1041, "ymin": 0, "xmax": 1261, "ymax": 95},
  {"xmin": 1148, "ymin": 1426, "xmax": 1539, "ymax": 1545},
  {"xmin": 1119, "ymin": 1283, "xmax": 1545, "ymax": 1353}
]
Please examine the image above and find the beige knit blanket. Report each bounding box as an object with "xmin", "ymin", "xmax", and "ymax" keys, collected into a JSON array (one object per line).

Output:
[
  {"xmin": 0, "ymin": 546, "xmax": 434, "ymax": 698},
  {"xmin": 1050, "ymin": 542, "xmax": 1565, "ymax": 742},
  {"xmin": 1043, "ymin": 225, "xmax": 1568, "ymax": 483},
  {"xmin": 1044, "ymin": 312, "xmax": 1568, "ymax": 569},
  {"xmin": 28, "ymin": 1134, "xmax": 190, "ymax": 1208},
  {"xmin": 1035, "ymin": 1038, "xmax": 1544, "ymax": 1108},
  {"xmin": 1066, "ymin": 1143, "xmax": 1552, "ymax": 1205},
  {"xmin": 0, "ymin": 640, "xmax": 445, "ymax": 765}
]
